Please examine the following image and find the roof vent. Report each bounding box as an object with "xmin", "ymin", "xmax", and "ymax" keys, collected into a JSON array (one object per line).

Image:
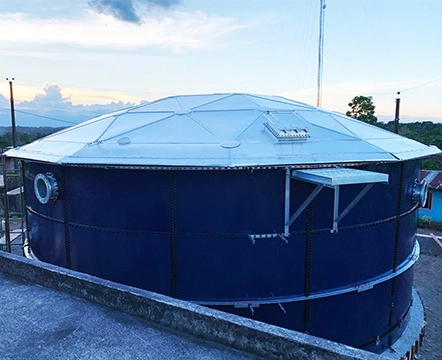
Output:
[
  {"xmin": 264, "ymin": 122, "xmax": 308, "ymax": 141},
  {"xmin": 220, "ymin": 140, "xmax": 241, "ymax": 149}
]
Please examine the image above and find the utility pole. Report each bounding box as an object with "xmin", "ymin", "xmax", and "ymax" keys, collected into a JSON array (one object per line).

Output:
[
  {"xmin": 6, "ymin": 78, "xmax": 17, "ymax": 148},
  {"xmin": 4, "ymin": 78, "xmax": 16, "ymax": 253},
  {"xmin": 316, "ymin": 0, "xmax": 326, "ymax": 108},
  {"xmin": 394, "ymin": 92, "xmax": 400, "ymax": 134}
]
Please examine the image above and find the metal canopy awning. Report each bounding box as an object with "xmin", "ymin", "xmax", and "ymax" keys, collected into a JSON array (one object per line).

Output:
[
  {"xmin": 291, "ymin": 168, "xmax": 388, "ymax": 187},
  {"xmin": 284, "ymin": 168, "xmax": 389, "ymax": 234}
]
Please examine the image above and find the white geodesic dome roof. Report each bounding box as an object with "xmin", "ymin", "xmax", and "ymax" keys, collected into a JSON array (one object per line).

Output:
[{"xmin": 6, "ymin": 93, "xmax": 440, "ymax": 167}]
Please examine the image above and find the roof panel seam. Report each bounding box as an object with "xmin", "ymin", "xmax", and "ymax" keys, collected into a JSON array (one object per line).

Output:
[{"xmin": 188, "ymin": 93, "xmax": 232, "ymax": 111}]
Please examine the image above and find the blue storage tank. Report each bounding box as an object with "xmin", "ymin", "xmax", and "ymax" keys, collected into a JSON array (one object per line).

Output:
[{"xmin": 7, "ymin": 94, "xmax": 440, "ymax": 353}]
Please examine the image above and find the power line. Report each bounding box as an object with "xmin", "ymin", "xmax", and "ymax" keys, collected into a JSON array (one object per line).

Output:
[
  {"xmin": 401, "ymin": 77, "xmax": 442, "ymax": 93},
  {"xmin": 372, "ymin": 0, "xmax": 398, "ymax": 81},
  {"xmin": 0, "ymin": 75, "xmax": 168, "ymax": 98},
  {"xmin": 0, "ymin": 107, "xmax": 77, "ymax": 125},
  {"xmin": 335, "ymin": 0, "xmax": 378, "ymax": 87},
  {"xmin": 17, "ymin": 101, "xmax": 104, "ymax": 115},
  {"xmin": 299, "ymin": 0, "xmax": 317, "ymax": 90},
  {"xmin": 15, "ymin": 110, "xmax": 77, "ymax": 125}
]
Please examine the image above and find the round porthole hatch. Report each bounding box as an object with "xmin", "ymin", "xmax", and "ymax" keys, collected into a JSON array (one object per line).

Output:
[
  {"xmin": 34, "ymin": 173, "xmax": 59, "ymax": 204},
  {"xmin": 411, "ymin": 179, "xmax": 428, "ymax": 207}
]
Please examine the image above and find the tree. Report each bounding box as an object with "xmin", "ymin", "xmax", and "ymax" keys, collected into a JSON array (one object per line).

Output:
[
  {"xmin": 422, "ymin": 157, "xmax": 442, "ymax": 171},
  {"xmin": 0, "ymin": 128, "xmax": 64, "ymax": 149},
  {"xmin": 346, "ymin": 95, "xmax": 378, "ymax": 125}
]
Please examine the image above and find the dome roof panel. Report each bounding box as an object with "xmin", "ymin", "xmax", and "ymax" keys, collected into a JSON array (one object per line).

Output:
[
  {"xmin": 128, "ymin": 97, "xmax": 181, "ymax": 113},
  {"xmin": 12, "ymin": 139, "xmax": 86, "ymax": 163},
  {"xmin": 44, "ymin": 115, "xmax": 117, "ymax": 143},
  {"xmin": 231, "ymin": 139, "xmax": 396, "ymax": 164},
  {"xmin": 65, "ymin": 143, "xmax": 233, "ymax": 166},
  {"xmin": 173, "ymin": 93, "xmax": 229, "ymax": 110},
  {"xmin": 245, "ymin": 94, "xmax": 314, "ymax": 111},
  {"xmin": 189, "ymin": 110, "xmax": 261, "ymax": 141},
  {"xmin": 100, "ymin": 112, "xmax": 173, "ymax": 141},
  {"xmin": 296, "ymin": 111, "xmax": 355, "ymax": 137},
  {"xmin": 237, "ymin": 111, "xmax": 355, "ymax": 143},
  {"xmin": 330, "ymin": 113, "xmax": 397, "ymax": 139},
  {"xmin": 193, "ymin": 93, "xmax": 261, "ymax": 111},
  {"xmin": 110, "ymin": 114, "xmax": 221, "ymax": 144},
  {"xmin": 365, "ymin": 138, "xmax": 439, "ymax": 160}
]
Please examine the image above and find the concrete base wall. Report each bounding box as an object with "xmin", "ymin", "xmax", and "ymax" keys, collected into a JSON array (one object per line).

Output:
[{"xmin": 0, "ymin": 251, "xmax": 388, "ymax": 360}]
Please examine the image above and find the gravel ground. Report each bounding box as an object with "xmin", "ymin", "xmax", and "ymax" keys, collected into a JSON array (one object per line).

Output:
[{"xmin": 414, "ymin": 253, "xmax": 442, "ymax": 359}]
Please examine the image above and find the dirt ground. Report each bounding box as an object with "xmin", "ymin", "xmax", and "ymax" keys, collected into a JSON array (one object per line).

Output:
[{"xmin": 414, "ymin": 252, "xmax": 442, "ymax": 359}]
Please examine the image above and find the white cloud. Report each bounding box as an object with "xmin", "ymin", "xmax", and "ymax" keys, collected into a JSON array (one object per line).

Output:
[
  {"xmin": 0, "ymin": 11, "xmax": 249, "ymax": 51},
  {"xmin": 0, "ymin": 83, "xmax": 139, "ymax": 127},
  {"xmin": 62, "ymin": 87, "xmax": 142, "ymax": 105}
]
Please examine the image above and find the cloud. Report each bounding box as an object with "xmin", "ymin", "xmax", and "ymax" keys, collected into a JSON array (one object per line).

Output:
[
  {"xmin": 88, "ymin": 0, "xmax": 139, "ymax": 23},
  {"xmin": 33, "ymin": 84, "xmax": 71, "ymax": 105},
  {"xmin": 88, "ymin": 0, "xmax": 182, "ymax": 24},
  {"xmin": 0, "ymin": 93, "xmax": 8, "ymax": 107},
  {"xmin": 0, "ymin": 84, "xmax": 138, "ymax": 127},
  {"xmin": 0, "ymin": 11, "xmax": 246, "ymax": 51}
]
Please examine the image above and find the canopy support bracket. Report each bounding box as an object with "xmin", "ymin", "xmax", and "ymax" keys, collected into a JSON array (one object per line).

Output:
[{"xmin": 284, "ymin": 168, "xmax": 388, "ymax": 235}]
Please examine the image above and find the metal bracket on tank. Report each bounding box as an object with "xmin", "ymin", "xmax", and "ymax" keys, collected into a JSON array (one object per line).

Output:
[
  {"xmin": 331, "ymin": 183, "xmax": 375, "ymax": 233},
  {"xmin": 284, "ymin": 167, "xmax": 389, "ymax": 235},
  {"xmin": 234, "ymin": 300, "xmax": 260, "ymax": 315},
  {"xmin": 271, "ymin": 293, "xmax": 287, "ymax": 314},
  {"xmin": 248, "ymin": 233, "xmax": 288, "ymax": 245},
  {"xmin": 375, "ymin": 336, "xmax": 380, "ymax": 346}
]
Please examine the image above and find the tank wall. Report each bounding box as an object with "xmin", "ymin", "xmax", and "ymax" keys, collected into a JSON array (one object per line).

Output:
[
  {"xmin": 69, "ymin": 228, "xmax": 171, "ymax": 295},
  {"xmin": 176, "ymin": 234, "xmax": 306, "ymax": 299},
  {"xmin": 23, "ymin": 159, "xmax": 421, "ymax": 352},
  {"xmin": 175, "ymin": 170, "xmax": 285, "ymax": 234},
  {"xmin": 64, "ymin": 166, "xmax": 171, "ymax": 232},
  {"xmin": 24, "ymin": 162, "xmax": 66, "ymax": 265}
]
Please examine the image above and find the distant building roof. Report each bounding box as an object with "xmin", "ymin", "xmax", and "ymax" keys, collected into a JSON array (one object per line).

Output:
[
  {"xmin": 5, "ymin": 93, "xmax": 441, "ymax": 167},
  {"xmin": 420, "ymin": 170, "xmax": 442, "ymax": 190}
]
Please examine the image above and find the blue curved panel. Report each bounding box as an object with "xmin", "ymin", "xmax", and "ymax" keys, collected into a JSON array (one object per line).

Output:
[
  {"xmin": 69, "ymin": 228, "xmax": 171, "ymax": 295},
  {"xmin": 27, "ymin": 214, "xmax": 67, "ymax": 267},
  {"xmin": 63, "ymin": 167, "xmax": 170, "ymax": 232},
  {"xmin": 176, "ymin": 234, "xmax": 305, "ymax": 300},
  {"xmin": 175, "ymin": 170, "xmax": 284, "ymax": 234},
  {"xmin": 309, "ymin": 223, "xmax": 396, "ymax": 293}
]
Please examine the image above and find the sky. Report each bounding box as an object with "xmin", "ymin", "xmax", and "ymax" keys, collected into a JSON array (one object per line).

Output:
[{"xmin": 0, "ymin": 0, "xmax": 442, "ymax": 127}]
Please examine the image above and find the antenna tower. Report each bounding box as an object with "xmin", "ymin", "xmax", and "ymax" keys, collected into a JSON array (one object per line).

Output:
[{"xmin": 316, "ymin": 0, "xmax": 326, "ymax": 107}]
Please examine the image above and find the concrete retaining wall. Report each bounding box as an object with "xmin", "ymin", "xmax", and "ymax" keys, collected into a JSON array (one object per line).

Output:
[{"xmin": 0, "ymin": 251, "xmax": 388, "ymax": 360}]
